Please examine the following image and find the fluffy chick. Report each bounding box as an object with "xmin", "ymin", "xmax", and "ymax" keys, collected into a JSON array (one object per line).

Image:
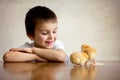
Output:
[
  {"xmin": 70, "ymin": 52, "xmax": 89, "ymax": 65},
  {"xmin": 81, "ymin": 44, "xmax": 96, "ymax": 64},
  {"xmin": 81, "ymin": 44, "xmax": 96, "ymax": 60}
]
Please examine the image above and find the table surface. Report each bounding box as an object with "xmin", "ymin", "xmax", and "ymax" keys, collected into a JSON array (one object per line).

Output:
[{"xmin": 0, "ymin": 61, "xmax": 120, "ymax": 80}]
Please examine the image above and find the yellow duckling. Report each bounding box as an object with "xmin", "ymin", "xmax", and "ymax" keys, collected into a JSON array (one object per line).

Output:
[
  {"xmin": 81, "ymin": 44, "xmax": 96, "ymax": 64},
  {"xmin": 70, "ymin": 44, "xmax": 96, "ymax": 65},
  {"xmin": 70, "ymin": 51, "xmax": 89, "ymax": 65}
]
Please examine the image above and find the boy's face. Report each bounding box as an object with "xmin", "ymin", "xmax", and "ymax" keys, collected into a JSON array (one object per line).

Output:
[{"xmin": 31, "ymin": 21, "xmax": 58, "ymax": 49}]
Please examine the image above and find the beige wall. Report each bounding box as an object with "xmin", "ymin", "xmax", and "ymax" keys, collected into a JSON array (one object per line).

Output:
[{"xmin": 0, "ymin": 0, "xmax": 120, "ymax": 61}]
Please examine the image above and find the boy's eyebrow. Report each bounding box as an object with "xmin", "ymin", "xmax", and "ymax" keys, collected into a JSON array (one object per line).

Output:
[{"xmin": 39, "ymin": 27, "xmax": 58, "ymax": 31}]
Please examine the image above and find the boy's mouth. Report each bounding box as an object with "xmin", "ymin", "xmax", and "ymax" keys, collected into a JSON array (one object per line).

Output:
[{"xmin": 45, "ymin": 41, "xmax": 54, "ymax": 46}]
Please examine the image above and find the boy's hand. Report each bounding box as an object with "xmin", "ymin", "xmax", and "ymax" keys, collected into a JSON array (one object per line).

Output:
[{"xmin": 9, "ymin": 48, "xmax": 33, "ymax": 53}]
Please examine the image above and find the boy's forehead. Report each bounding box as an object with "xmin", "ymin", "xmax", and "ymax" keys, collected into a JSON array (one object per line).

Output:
[{"xmin": 36, "ymin": 21, "xmax": 58, "ymax": 29}]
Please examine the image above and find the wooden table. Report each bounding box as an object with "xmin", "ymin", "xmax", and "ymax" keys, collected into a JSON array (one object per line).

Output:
[{"xmin": 0, "ymin": 61, "xmax": 120, "ymax": 80}]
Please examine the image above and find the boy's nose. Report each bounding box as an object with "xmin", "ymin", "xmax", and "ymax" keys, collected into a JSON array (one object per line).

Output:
[{"xmin": 48, "ymin": 33, "xmax": 54, "ymax": 39}]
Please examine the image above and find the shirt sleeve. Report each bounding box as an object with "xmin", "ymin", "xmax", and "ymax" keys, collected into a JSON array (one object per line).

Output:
[
  {"xmin": 52, "ymin": 40, "xmax": 65, "ymax": 50},
  {"xmin": 19, "ymin": 42, "xmax": 34, "ymax": 48}
]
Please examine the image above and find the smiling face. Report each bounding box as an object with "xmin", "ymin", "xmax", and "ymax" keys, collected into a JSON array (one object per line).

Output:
[{"xmin": 29, "ymin": 20, "xmax": 58, "ymax": 49}]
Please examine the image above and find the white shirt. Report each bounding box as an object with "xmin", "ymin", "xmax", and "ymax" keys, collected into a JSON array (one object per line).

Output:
[{"xmin": 19, "ymin": 40, "xmax": 64, "ymax": 50}]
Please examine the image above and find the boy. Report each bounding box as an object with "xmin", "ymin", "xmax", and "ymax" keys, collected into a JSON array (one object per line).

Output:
[{"xmin": 3, "ymin": 6, "xmax": 67, "ymax": 62}]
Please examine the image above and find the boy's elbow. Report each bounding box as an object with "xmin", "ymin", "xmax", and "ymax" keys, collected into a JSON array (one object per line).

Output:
[
  {"xmin": 3, "ymin": 52, "xmax": 10, "ymax": 62},
  {"xmin": 3, "ymin": 51, "xmax": 13, "ymax": 62},
  {"xmin": 57, "ymin": 52, "xmax": 66, "ymax": 62}
]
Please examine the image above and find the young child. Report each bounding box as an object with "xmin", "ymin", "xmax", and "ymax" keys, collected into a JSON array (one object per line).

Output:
[{"xmin": 3, "ymin": 6, "xmax": 68, "ymax": 63}]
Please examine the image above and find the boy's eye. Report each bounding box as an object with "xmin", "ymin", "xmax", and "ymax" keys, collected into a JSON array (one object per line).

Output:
[
  {"xmin": 41, "ymin": 32, "xmax": 48, "ymax": 35},
  {"xmin": 53, "ymin": 30, "xmax": 57, "ymax": 33},
  {"xmin": 53, "ymin": 31, "xmax": 56, "ymax": 33}
]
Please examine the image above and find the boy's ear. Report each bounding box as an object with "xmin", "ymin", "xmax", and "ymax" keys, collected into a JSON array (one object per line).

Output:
[{"xmin": 27, "ymin": 33, "xmax": 34, "ymax": 40}]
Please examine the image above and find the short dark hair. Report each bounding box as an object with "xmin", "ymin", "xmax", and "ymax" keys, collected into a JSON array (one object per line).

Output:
[{"xmin": 25, "ymin": 6, "xmax": 57, "ymax": 36}]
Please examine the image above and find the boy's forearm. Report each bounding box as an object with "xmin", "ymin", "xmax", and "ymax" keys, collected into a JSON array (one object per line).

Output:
[
  {"xmin": 3, "ymin": 51, "xmax": 46, "ymax": 62},
  {"xmin": 32, "ymin": 47, "xmax": 66, "ymax": 62}
]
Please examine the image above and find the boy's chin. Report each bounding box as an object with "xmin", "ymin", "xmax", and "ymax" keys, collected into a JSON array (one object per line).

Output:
[{"xmin": 45, "ymin": 45, "xmax": 53, "ymax": 49}]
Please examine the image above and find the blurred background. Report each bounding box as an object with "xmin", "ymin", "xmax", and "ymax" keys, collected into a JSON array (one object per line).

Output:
[{"xmin": 0, "ymin": 0, "xmax": 120, "ymax": 61}]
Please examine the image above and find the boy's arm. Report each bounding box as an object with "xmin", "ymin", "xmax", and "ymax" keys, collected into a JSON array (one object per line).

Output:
[
  {"xmin": 3, "ymin": 47, "xmax": 67, "ymax": 62},
  {"xmin": 32, "ymin": 47, "xmax": 66, "ymax": 62},
  {"xmin": 3, "ymin": 51, "xmax": 47, "ymax": 62}
]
